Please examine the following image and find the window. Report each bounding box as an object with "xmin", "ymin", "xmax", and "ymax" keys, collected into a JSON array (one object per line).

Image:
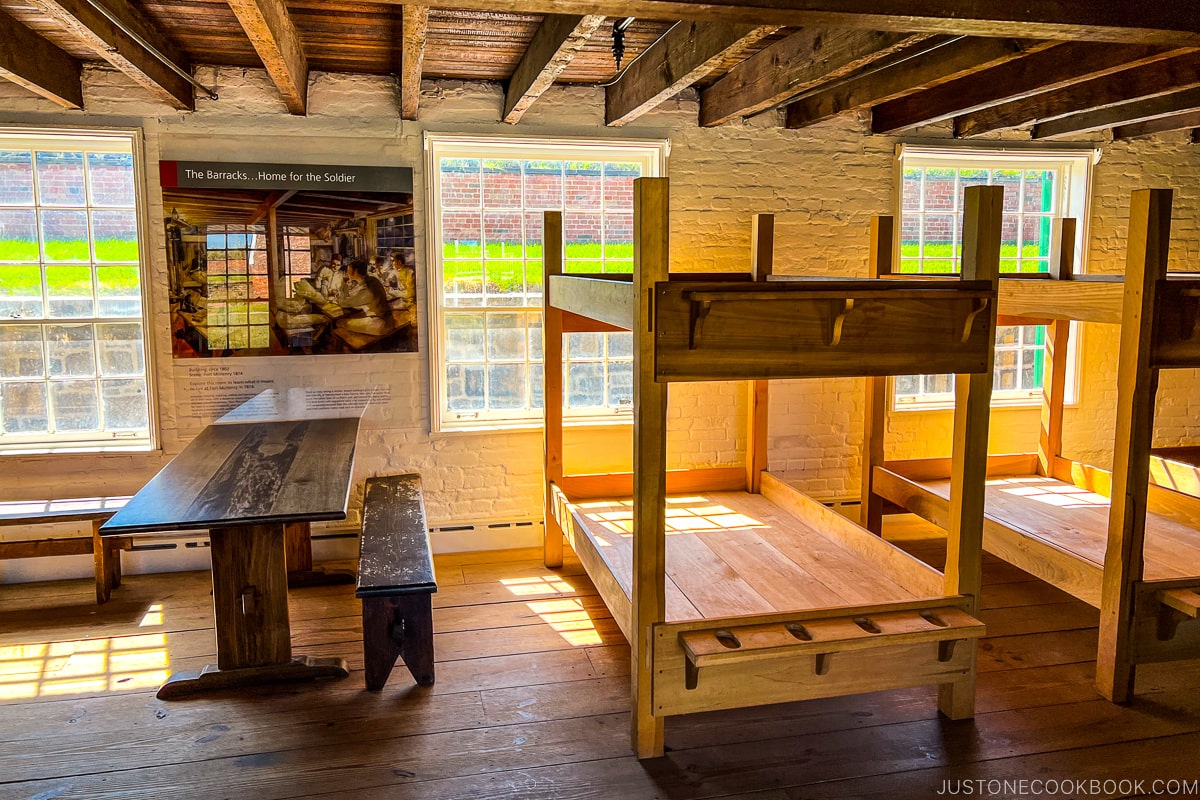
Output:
[
  {"xmin": 427, "ymin": 135, "xmax": 667, "ymax": 430},
  {"xmin": 894, "ymin": 145, "xmax": 1093, "ymax": 408},
  {"xmin": 0, "ymin": 129, "xmax": 153, "ymax": 452},
  {"xmin": 203, "ymin": 224, "xmax": 270, "ymax": 350},
  {"xmin": 280, "ymin": 227, "xmax": 312, "ymax": 297}
]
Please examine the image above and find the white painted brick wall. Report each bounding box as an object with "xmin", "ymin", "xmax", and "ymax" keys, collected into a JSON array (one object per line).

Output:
[{"xmin": 1, "ymin": 67, "xmax": 1199, "ymax": 548}]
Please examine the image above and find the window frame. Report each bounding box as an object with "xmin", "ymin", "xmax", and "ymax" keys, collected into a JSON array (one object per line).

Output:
[
  {"xmin": 891, "ymin": 143, "xmax": 1095, "ymax": 411},
  {"xmin": 425, "ymin": 133, "xmax": 668, "ymax": 433},
  {"xmin": 0, "ymin": 126, "xmax": 157, "ymax": 455}
]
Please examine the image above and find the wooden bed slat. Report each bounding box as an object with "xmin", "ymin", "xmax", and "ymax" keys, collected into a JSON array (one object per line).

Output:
[
  {"xmin": 997, "ymin": 278, "xmax": 1124, "ymax": 324},
  {"xmin": 1159, "ymin": 587, "xmax": 1200, "ymax": 619}
]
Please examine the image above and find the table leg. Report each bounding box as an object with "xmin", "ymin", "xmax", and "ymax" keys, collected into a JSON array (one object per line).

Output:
[
  {"xmin": 285, "ymin": 520, "xmax": 355, "ymax": 588},
  {"xmin": 157, "ymin": 522, "xmax": 348, "ymax": 699}
]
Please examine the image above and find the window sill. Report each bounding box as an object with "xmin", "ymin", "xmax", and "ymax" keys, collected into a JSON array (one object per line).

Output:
[
  {"xmin": 435, "ymin": 414, "xmax": 633, "ymax": 435},
  {"xmin": 0, "ymin": 442, "xmax": 158, "ymax": 457}
]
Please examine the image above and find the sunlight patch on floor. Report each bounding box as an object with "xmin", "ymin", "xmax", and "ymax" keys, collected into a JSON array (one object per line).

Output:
[
  {"xmin": 500, "ymin": 575, "xmax": 577, "ymax": 596},
  {"xmin": 525, "ymin": 598, "xmax": 601, "ymax": 646},
  {"xmin": 0, "ymin": 633, "xmax": 170, "ymax": 700}
]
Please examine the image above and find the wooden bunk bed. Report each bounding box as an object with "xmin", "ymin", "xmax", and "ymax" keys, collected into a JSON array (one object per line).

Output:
[
  {"xmin": 542, "ymin": 178, "xmax": 1004, "ymax": 758},
  {"xmin": 864, "ymin": 188, "xmax": 1200, "ymax": 703}
]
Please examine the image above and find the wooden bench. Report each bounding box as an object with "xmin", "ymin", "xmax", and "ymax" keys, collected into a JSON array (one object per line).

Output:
[
  {"xmin": 356, "ymin": 474, "xmax": 437, "ymax": 690},
  {"xmin": 0, "ymin": 497, "xmax": 134, "ymax": 604}
]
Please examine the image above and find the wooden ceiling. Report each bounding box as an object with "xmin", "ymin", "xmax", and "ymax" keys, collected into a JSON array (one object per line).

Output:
[{"xmin": 3, "ymin": 1, "xmax": 1200, "ymax": 142}]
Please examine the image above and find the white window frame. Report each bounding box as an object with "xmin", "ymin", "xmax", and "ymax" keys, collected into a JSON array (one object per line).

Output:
[
  {"xmin": 0, "ymin": 127, "xmax": 156, "ymax": 454},
  {"xmin": 425, "ymin": 134, "xmax": 668, "ymax": 433},
  {"xmin": 892, "ymin": 143, "xmax": 1095, "ymax": 411}
]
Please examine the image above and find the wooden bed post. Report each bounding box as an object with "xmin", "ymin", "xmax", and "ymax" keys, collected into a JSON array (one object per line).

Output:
[
  {"xmin": 543, "ymin": 211, "xmax": 566, "ymax": 569},
  {"xmin": 861, "ymin": 215, "xmax": 893, "ymax": 533},
  {"xmin": 746, "ymin": 213, "xmax": 773, "ymax": 493},
  {"xmin": 631, "ymin": 177, "xmax": 670, "ymax": 758},
  {"xmin": 939, "ymin": 185, "xmax": 1001, "ymax": 719},
  {"xmin": 1097, "ymin": 188, "xmax": 1172, "ymax": 702},
  {"xmin": 1037, "ymin": 219, "xmax": 1077, "ymax": 478}
]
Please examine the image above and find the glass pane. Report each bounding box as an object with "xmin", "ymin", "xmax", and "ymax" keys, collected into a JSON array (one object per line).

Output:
[
  {"xmin": 487, "ymin": 363, "xmax": 526, "ymax": 408},
  {"xmin": 603, "ymin": 162, "xmax": 639, "ymax": 209},
  {"xmin": 446, "ymin": 363, "xmax": 485, "ymax": 411},
  {"xmin": 0, "ymin": 209, "xmax": 38, "ymax": 261},
  {"xmin": 607, "ymin": 332, "xmax": 632, "ymax": 359},
  {"xmin": 901, "ymin": 168, "xmax": 922, "ymax": 212},
  {"xmin": 1, "ymin": 381, "xmax": 47, "ymax": 433},
  {"xmin": 922, "ymin": 215, "xmax": 956, "ymax": 264},
  {"xmin": 993, "ymin": 169, "xmax": 1022, "ymax": 212},
  {"xmin": 895, "ymin": 375, "xmax": 919, "ymax": 395},
  {"xmin": 486, "ymin": 313, "xmax": 525, "ymax": 360},
  {"xmin": 567, "ymin": 332, "xmax": 603, "ymax": 359},
  {"xmin": 45, "ymin": 265, "xmax": 94, "ymax": 318},
  {"xmin": 100, "ymin": 378, "xmax": 147, "ymax": 429},
  {"xmin": 36, "ymin": 151, "xmax": 86, "ymax": 206},
  {"xmin": 608, "ymin": 360, "xmax": 632, "ymax": 406},
  {"xmin": 227, "ymin": 326, "xmax": 249, "ymax": 349},
  {"xmin": 91, "ymin": 209, "xmax": 138, "ymax": 262},
  {"xmin": 0, "ymin": 263, "xmax": 43, "ymax": 318},
  {"xmin": 566, "ymin": 362, "xmax": 604, "ymax": 407},
  {"xmin": 922, "ymin": 168, "xmax": 956, "ymax": 211},
  {"xmin": 959, "ymin": 169, "xmax": 989, "ymax": 200},
  {"xmin": 49, "ymin": 380, "xmax": 99, "ymax": 430},
  {"xmin": 528, "ymin": 312, "xmax": 543, "ymax": 360},
  {"xmin": 0, "ymin": 325, "xmax": 44, "ymax": 378},
  {"xmin": 40, "ymin": 210, "xmax": 90, "ymax": 261},
  {"xmin": 482, "ymin": 159, "xmax": 521, "ymax": 208},
  {"xmin": 604, "ymin": 214, "xmax": 634, "ymax": 264},
  {"xmin": 445, "ymin": 312, "xmax": 485, "ymax": 361},
  {"xmin": 529, "ymin": 362, "xmax": 544, "ymax": 411},
  {"xmin": 46, "ymin": 323, "xmax": 95, "ymax": 377},
  {"xmin": 0, "ymin": 151, "xmax": 34, "ymax": 206},
  {"xmin": 440, "ymin": 158, "xmax": 481, "ymax": 209},
  {"xmin": 87, "ymin": 152, "xmax": 135, "ymax": 207},
  {"xmin": 1023, "ymin": 170, "xmax": 1055, "ymax": 213},
  {"xmin": 483, "ymin": 212, "xmax": 523, "ymax": 256},
  {"xmin": 900, "ymin": 216, "xmax": 920, "ymax": 269},
  {"xmin": 249, "ymin": 325, "xmax": 270, "ymax": 348},
  {"xmin": 1021, "ymin": 216, "xmax": 1051, "ymax": 261},
  {"xmin": 565, "ymin": 162, "xmax": 602, "ymax": 210},
  {"xmin": 97, "ymin": 265, "xmax": 141, "ymax": 317},
  {"xmin": 524, "ymin": 161, "xmax": 562, "ymax": 209},
  {"xmin": 485, "ymin": 260, "xmax": 524, "ymax": 303},
  {"xmin": 96, "ymin": 322, "xmax": 144, "ymax": 376}
]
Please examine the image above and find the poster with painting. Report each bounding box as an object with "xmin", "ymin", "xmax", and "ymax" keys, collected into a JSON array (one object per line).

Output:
[{"xmin": 161, "ymin": 161, "xmax": 417, "ymax": 357}]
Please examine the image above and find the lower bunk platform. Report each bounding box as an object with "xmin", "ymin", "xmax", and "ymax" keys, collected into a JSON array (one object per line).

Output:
[
  {"xmin": 872, "ymin": 458, "xmax": 1200, "ymax": 667},
  {"xmin": 548, "ymin": 471, "xmax": 985, "ymax": 718}
]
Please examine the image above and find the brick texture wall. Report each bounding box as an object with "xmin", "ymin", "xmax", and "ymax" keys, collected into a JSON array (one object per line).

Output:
[{"xmin": 0, "ymin": 66, "xmax": 1198, "ymax": 541}]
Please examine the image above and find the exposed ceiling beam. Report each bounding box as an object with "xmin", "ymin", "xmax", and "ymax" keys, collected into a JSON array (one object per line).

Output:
[
  {"xmin": 374, "ymin": 1, "xmax": 1200, "ymax": 46},
  {"xmin": 0, "ymin": 9, "xmax": 84, "ymax": 109},
  {"xmin": 957, "ymin": 52, "xmax": 1200, "ymax": 137},
  {"xmin": 1033, "ymin": 85, "xmax": 1200, "ymax": 139},
  {"xmin": 700, "ymin": 29, "xmax": 927, "ymax": 127},
  {"xmin": 227, "ymin": 0, "xmax": 309, "ymax": 115},
  {"xmin": 23, "ymin": 0, "xmax": 194, "ymax": 110},
  {"xmin": 503, "ymin": 14, "xmax": 606, "ymax": 124},
  {"xmin": 400, "ymin": 5, "xmax": 428, "ymax": 120},
  {"xmin": 871, "ymin": 42, "xmax": 1185, "ymax": 135},
  {"xmin": 784, "ymin": 36, "xmax": 1049, "ymax": 131},
  {"xmin": 247, "ymin": 189, "xmax": 298, "ymax": 224},
  {"xmin": 606, "ymin": 22, "xmax": 781, "ymax": 127},
  {"xmin": 1113, "ymin": 109, "xmax": 1200, "ymax": 140}
]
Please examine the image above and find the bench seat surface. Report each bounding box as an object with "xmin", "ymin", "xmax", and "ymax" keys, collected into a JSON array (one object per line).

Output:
[{"xmin": 356, "ymin": 474, "xmax": 436, "ymax": 598}]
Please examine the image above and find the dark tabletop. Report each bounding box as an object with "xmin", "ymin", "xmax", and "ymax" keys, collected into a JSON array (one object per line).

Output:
[{"xmin": 100, "ymin": 417, "xmax": 360, "ymax": 535}]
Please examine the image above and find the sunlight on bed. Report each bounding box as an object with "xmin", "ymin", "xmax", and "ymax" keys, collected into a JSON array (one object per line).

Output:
[
  {"xmin": 1150, "ymin": 458, "xmax": 1200, "ymax": 496},
  {"xmin": 579, "ymin": 495, "xmax": 767, "ymax": 538},
  {"xmin": 993, "ymin": 477, "xmax": 1108, "ymax": 509},
  {"xmin": 525, "ymin": 598, "xmax": 601, "ymax": 646},
  {"xmin": 0, "ymin": 633, "xmax": 170, "ymax": 700}
]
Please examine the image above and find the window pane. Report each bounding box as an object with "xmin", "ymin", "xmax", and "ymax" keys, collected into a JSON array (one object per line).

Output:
[
  {"xmin": 36, "ymin": 152, "xmax": 86, "ymax": 206},
  {"xmin": 483, "ymin": 159, "xmax": 521, "ymax": 208},
  {"xmin": 91, "ymin": 209, "xmax": 138, "ymax": 262},
  {"xmin": 0, "ymin": 209, "xmax": 39, "ymax": 261},
  {"xmin": 922, "ymin": 168, "xmax": 956, "ymax": 211},
  {"xmin": 49, "ymin": 380, "xmax": 99, "ymax": 430},
  {"xmin": 603, "ymin": 163, "xmax": 639, "ymax": 209},
  {"xmin": 45, "ymin": 265, "xmax": 95, "ymax": 318},
  {"xmin": 46, "ymin": 323, "xmax": 95, "ymax": 377},
  {"xmin": 440, "ymin": 158, "xmax": 481, "ymax": 208},
  {"xmin": 2, "ymin": 381, "xmax": 47, "ymax": 433},
  {"xmin": 446, "ymin": 312, "xmax": 485, "ymax": 360},
  {"xmin": 0, "ymin": 325, "xmax": 44, "ymax": 378},
  {"xmin": 608, "ymin": 360, "xmax": 632, "ymax": 406},
  {"xmin": 87, "ymin": 152, "xmax": 135, "ymax": 207},
  {"xmin": 488, "ymin": 363, "xmax": 527, "ymax": 408},
  {"xmin": 0, "ymin": 150, "xmax": 34, "ymax": 206},
  {"xmin": 40, "ymin": 210, "xmax": 90, "ymax": 261},
  {"xmin": 525, "ymin": 161, "xmax": 562, "ymax": 208},
  {"xmin": 97, "ymin": 265, "xmax": 141, "ymax": 317},
  {"xmin": 101, "ymin": 378, "xmax": 148, "ymax": 429},
  {"xmin": 565, "ymin": 162, "xmax": 601, "ymax": 209},
  {"xmin": 487, "ymin": 313, "xmax": 526, "ymax": 360},
  {"xmin": 0, "ymin": 263, "xmax": 43, "ymax": 317},
  {"xmin": 447, "ymin": 363, "xmax": 485, "ymax": 410},
  {"xmin": 96, "ymin": 322, "xmax": 144, "ymax": 376},
  {"xmin": 1023, "ymin": 170, "xmax": 1055, "ymax": 213},
  {"xmin": 901, "ymin": 168, "xmax": 922, "ymax": 212},
  {"xmin": 566, "ymin": 362, "xmax": 604, "ymax": 407}
]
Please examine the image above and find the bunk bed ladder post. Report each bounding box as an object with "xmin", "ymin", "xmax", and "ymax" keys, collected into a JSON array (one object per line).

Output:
[
  {"xmin": 939, "ymin": 185, "xmax": 1001, "ymax": 720},
  {"xmin": 861, "ymin": 215, "xmax": 893, "ymax": 533},
  {"xmin": 1097, "ymin": 188, "xmax": 1172, "ymax": 703},
  {"xmin": 1037, "ymin": 219, "xmax": 1077, "ymax": 478},
  {"xmin": 747, "ymin": 213, "xmax": 774, "ymax": 494},
  {"xmin": 543, "ymin": 211, "xmax": 566, "ymax": 569},
  {"xmin": 631, "ymin": 177, "xmax": 670, "ymax": 759}
]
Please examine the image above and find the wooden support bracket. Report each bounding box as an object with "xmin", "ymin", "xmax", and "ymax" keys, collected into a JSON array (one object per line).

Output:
[
  {"xmin": 688, "ymin": 298, "xmax": 712, "ymax": 349},
  {"xmin": 678, "ymin": 605, "xmax": 983, "ymax": 690},
  {"xmin": 1156, "ymin": 587, "xmax": 1200, "ymax": 641},
  {"xmin": 828, "ymin": 298, "xmax": 857, "ymax": 346},
  {"xmin": 961, "ymin": 298, "xmax": 990, "ymax": 343}
]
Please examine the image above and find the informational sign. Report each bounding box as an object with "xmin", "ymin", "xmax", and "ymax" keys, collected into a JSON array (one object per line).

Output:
[{"xmin": 159, "ymin": 161, "xmax": 414, "ymax": 193}]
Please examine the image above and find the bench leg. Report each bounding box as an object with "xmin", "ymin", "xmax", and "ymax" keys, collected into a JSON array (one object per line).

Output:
[
  {"xmin": 362, "ymin": 593, "xmax": 435, "ymax": 690},
  {"xmin": 92, "ymin": 521, "xmax": 124, "ymax": 605}
]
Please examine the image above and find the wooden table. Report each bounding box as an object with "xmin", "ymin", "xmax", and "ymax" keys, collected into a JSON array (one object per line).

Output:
[{"xmin": 100, "ymin": 393, "xmax": 364, "ymax": 699}]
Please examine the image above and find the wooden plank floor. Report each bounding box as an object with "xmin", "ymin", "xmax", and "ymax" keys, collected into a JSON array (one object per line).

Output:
[{"xmin": 2, "ymin": 517, "xmax": 1199, "ymax": 800}]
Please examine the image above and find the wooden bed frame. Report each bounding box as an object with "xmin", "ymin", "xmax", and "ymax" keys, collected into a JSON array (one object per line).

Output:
[
  {"xmin": 863, "ymin": 188, "xmax": 1200, "ymax": 704},
  {"xmin": 542, "ymin": 178, "xmax": 1004, "ymax": 758}
]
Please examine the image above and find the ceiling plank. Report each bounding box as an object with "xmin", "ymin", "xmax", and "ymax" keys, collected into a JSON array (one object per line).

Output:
[
  {"xmin": 1033, "ymin": 85, "xmax": 1200, "ymax": 139},
  {"xmin": 784, "ymin": 36, "xmax": 1050, "ymax": 131},
  {"xmin": 1113, "ymin": 109, "xmax": 1200, "ymax": 140},
  {"xmin": 872, "ymin": 42, "xmax": 1187, "ymax": 135},
  {"xmin": 227, "ymin": 0, "xmax": 309, "ymax": 115},
  {"xmin": 957, "ymin": 52, "xmax": 1200, "ymax": 137},
  {"xmin": 23, "ymin": 0, "xmax": 194, "ymax": 110},
  {"xmin": 503, "ymin": 14, "xmax": 606, "ymax": 124},
  {"xmin": 0, "ymin": 9, "xmax": 83, "ymax": 109},
  {"xmin": 606, "ymin": 22, "xmax": 781, "ymax": 127},
  {"xmin": 373, "ymin": 1, "xmax": 1200, "ymax": 46},
  {"xmin": 401, "ymin": 5, "xmax": 428, "ymax": 120},
  {"xmin": 700, "ymin": 29, "xmax": 927, "ymax": 127}
]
